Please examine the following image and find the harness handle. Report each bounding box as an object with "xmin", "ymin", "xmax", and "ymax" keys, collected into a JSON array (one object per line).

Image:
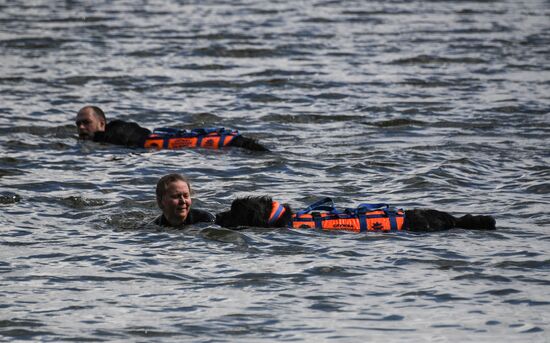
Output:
[
  {"xmin": 296, "ymin": 197, "xmax": 336, "ymax": 215},
  {"xmin": 344, "ymin": 203, "xmax": 388, "ymax": 216},
  {"xmin": 355, "ymin": 203, "xmax": 389, "ymax": 211},
  {"xmin": 353, "ymin": 203, "xmax": 402, "ymax": 219},
  {"xmin": 191, "ymin": 127, "xmax": 231, "ymax": 136},
  {"xmin": 153, "ymin": 127, "xmax": 182, "ymax": 137}
]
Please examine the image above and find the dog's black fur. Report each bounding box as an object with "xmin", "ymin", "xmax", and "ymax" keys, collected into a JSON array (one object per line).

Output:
[
  {"xmin": 216, "ymin": 196, "xmax": 293, "ymax": 229},
  {"xmin": 230, "ymin": 135, "xmax": 269, "ymax": 152},
  {"xmin": 215, "ymin": 196, "xmax": 496, "ymax": 231}
]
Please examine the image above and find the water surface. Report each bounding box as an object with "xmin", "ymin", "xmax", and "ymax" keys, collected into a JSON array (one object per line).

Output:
[{"xmin": 1, "ymin": 0, "xmax": 549, "ymax": 341}]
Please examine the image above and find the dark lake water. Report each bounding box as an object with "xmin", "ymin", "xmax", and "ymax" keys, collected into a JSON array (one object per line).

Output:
[{"xmin": 1, "ymin": 0, "xmax": 549, "ymax": 341}]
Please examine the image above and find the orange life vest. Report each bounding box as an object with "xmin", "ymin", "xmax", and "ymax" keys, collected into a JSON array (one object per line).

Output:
[
  {"xmin": 143, "ymin": 127, "xmax": 239, "ymax": 150},
  {"xmin": 290, "ymin": 198, "xmax": 405, "ymax": 233}
]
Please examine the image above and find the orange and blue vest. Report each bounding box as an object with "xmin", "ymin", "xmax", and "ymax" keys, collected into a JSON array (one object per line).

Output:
[
  {"xmin": 268, "ymin": 201, "xmax": 287, "ymax": 225},
  {"xmin": 289, "ymin": 198, "xmax": 405, "ymax": 232},
  {"xmin": 143, "ymin": 127, "xmax": 239, "ymax": 150}
]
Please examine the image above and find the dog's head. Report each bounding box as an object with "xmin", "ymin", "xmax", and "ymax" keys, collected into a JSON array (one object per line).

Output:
[{"xmin": 215, "ymin": 196, "xmax": 293, "ymax": 228}]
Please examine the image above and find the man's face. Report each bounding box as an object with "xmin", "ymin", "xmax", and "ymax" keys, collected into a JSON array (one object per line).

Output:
[
  {"xmin": 158, "ymin": 180, "xmax": 192, "ymax": 226},
  {"xmin": 75, "ymin": 109, "xmax": 105, "ymax": 140}
]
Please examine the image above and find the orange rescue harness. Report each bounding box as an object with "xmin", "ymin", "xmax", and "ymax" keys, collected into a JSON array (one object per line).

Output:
[
  {"xmin": 143, "ymin": 127, "xmax": 239, "ymax": 150},
  {"xmin": 290, "ymin": 198, "xmax": 405, "ymax": 232}
]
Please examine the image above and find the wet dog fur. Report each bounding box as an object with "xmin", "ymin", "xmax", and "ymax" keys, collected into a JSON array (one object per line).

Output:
[
  {"xmin": 216, "ymin": 196, "xmax": 293, "ymax": 229},
  {"xmin": 215, "ymin": 196, "xmax": 496, "ymax": 231}
]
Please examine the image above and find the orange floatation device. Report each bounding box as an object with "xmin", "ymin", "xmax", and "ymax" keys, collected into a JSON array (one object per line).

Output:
[
  {"xmin": 143, "ymin": 127, "xmax": 239, "ymax": 150},
  {"xmin": 290, "ymin": 198, "xmax": 405, "ymax": 232}
]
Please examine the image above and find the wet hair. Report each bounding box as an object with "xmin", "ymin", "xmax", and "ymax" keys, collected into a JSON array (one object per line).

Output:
[
  {"xmin": 156, "ymin": 173, "xmax": 192, "ymax": 201},
  {"xmin": 79, "ymin": 105, "xmax": 106, "ymax": 123},
  {"xmin": 90, "ymin": 106, "xmax": 106, "ymax": 122}
]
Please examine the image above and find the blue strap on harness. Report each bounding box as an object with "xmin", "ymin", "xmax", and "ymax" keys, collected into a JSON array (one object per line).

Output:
[
  {"xmin": 218, "ymin": 132, "xmax": 226, "ymax": 148},
  {"xmin": 196, "ymin": 132, "xmax": 204, "ymax": 147},
  {"xmin": 356, "ymin": 203, "xmax": 389, "ymax": 211},
  {"xmin": 385, "ymin": 207, "xmax": 399, "ymax": 230},
  {"xmin": 358, "ymin": 213, "xmax": 367, "ymax": 232},
  {"xmin": 312, "ymin": 212, "xmax": 323, "ymax": 230}
]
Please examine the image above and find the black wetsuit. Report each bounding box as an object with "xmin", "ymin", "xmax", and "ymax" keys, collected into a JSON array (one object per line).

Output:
[
  {"xmin": 154, "ymin": 208, "xmax": 215, "ymax": 227},
  {"xmin": 91, "ymin": 120, "xmax": 269, "ymax": 151}
]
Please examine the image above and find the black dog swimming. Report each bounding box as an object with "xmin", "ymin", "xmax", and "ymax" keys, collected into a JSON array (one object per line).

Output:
[{"xmin": 215, "ymin": 196, "xmax": 496, "ymax": 232}]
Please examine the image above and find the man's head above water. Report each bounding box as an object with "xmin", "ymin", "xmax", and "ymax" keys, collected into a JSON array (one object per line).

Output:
[{"xmin": 75, "ymin": 106, "xmax": 106, "ymax": 140}]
